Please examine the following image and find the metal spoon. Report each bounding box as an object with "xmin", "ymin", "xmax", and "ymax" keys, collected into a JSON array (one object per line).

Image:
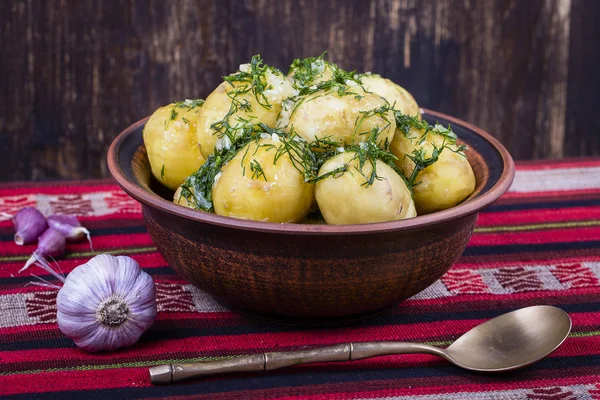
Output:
[{"xmin": 149, "ymin": 305, "xmax": 571, "ymax": 384}]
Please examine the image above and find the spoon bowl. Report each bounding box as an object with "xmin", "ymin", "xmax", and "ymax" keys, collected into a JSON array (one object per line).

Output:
[
  {"xmin": 150, "ymin": 305, "xmax": 572, "ymax": 384},
  {"xmin": 444, "ymin": 305, "xmax": 572, "ymax": 372}
]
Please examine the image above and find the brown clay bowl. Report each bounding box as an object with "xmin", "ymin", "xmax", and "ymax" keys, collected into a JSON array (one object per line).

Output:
[{"xmin": 107, "ymin": 109, "xmax": 514, "ymax": 324}]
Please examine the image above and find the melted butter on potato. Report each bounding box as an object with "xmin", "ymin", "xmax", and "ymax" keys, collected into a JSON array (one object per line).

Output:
[
  {"xmin": 391, "ymin": 127, "xmax": 476, "ymax": 214},
  {"xmin": 196, "ymin": 65, "xmax": 294, "ymax": 159},
  {"xmin": 143, "ymin": 101, "xmax": 206, "ymax": 191},
  {"xmin": 288, "ymin": 89, "xmax": 396, "ymax": 148},
  {"xmin": 360, "ymin": 74, "xmax": 421, "ymax": 119},
  {"xmin": 315, "ymin": 152, "xmax": 416, "ymax": 224},
  {"xmin": 212, "ymin": 137, "xmax": 314, "ymax": 222}
]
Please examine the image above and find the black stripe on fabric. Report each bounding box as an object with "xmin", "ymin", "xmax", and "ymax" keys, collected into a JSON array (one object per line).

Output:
[
  {"xmin": 462, "ymin": 240, "xmax": 600, "ymax": 256},
  {"xmin": 0, "ymin": 267, "xmax": 175, "ymax": 286},
  {"xmin": 0, "ymin": 225, "xmax": 148, "ymax": 242},
  {"xmin": 3, "ymin": 303, "xmax": 599, "ymax": 351},
  {"xmin": 4, "ymin": 354, "xmax": 600, "ymax": 400},
  {"xmin": 484, "ymin": 198, "xmax": 600, "ymax": 212}
]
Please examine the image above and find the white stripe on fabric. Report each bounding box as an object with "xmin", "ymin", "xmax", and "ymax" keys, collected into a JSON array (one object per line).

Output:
[
  {"xmin": 509, "ymin": 167, "xmax": 600, "ymax": 193},
  {"xmin": 351, "ymin": 384, "xmax": 596, "ymax": 400}
]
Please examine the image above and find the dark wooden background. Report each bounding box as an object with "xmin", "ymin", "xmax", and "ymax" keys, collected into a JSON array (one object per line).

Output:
[{"xmin": 1, "ymin": 0, "xmax": 598, "ymax": 181}]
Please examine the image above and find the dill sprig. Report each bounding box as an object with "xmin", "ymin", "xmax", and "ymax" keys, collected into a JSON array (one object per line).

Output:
[
  {"xmin": 249, "ymin": 159, "xmax": 267, "ymax": 181},
  {"xmin": 174, "ymin": 98, "xmax": 205, "ymax": 110},
  {"xmin": 288, "ymin": 52, "xmax": 329, "ymax": 90},
  {"xmin": 170, "ymin": 108, "xmax": 178, "ymax": 121},
  {"xmin": 394, "ymin": 111, "xmax": 467, "ymax": 186},
  {"xmin": 352, "ymin": 103, "xmax": 393, "ymax": 142},
  {"xmin": 295, "ymin": 63, "xmax": 363, "ymax": 98},
  {"xmin": 223, "ymin": 55, "xmax": 275, "ymax": 110},
  {"xmin": 178, "ymin": 123, "xmax": 320, "ymax": 212},
  {"xmin": 165, "ymin": 98, "xmax": 204, "ymax": 128},
  {"xmin": 308, "ymin": 127, "xmax": 408, "ymax": 189},
  {"xmin": 258, "ymin": 124, "xmax": 320, "ymax": 182},
  {"xmin": 208, "ymin": 55, "xmax": 286, "ymax": 147},
  {"xmin": 286, "ymin": 55, "xmax": 365, "ymax": 120},
  {"xmin": 178, "ymin": 125, "xmax": 260, "ymax": 212}
]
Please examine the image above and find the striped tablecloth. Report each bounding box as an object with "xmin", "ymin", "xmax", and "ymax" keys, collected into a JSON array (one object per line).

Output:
[{"xmin": 1, "ymin": 159, "xmax": 599, "ymax": 399}]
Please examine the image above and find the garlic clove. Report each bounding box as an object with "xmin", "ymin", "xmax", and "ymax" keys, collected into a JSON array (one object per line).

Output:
[
  {"xmin": 20, "ymin": 228, "xmax": 66, "ymax": 273},
  {"xmin": 47, "ymin": 214, "xmax": 93, "ymax": 251},
  {"xmin": 13, "ymin": 207, "xmax": 48, "ymax": 245}
]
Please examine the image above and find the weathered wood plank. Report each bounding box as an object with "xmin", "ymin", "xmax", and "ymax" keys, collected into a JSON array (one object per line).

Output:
[
  {"xmin": 0, "ymin": 0, "xmax": 595, "ymax": 181},
  {"xmin": 564, "ymin": 0, "xmax": 600, "ymax": 158}
]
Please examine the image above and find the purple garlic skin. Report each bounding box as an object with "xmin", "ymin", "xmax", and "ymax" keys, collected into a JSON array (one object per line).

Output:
[
  {"xmin": 47, "ymin": 214, "xmax": 93, "ymax": 250},
  {"xmin": 20, "ymin": 228, "xmax": 66, "ymax": 272},
  {"xmin": 56, "ymin": 254, "xmax": 157, "ymax": 352},
  {"xmin": 13, "ymin": 207, "xmax": 48, "ymax": 245},
  {"xmin": 48, "ymin": 214, "xmax": 86, "ymax": 240}
]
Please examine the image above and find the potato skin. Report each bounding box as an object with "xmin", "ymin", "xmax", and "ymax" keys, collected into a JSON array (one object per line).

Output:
[
  {"xmin": 315, "ymin": 152, "xmax": 416, "ymax": 224},
  {"xmin": 391, "ymin": 127, "xmax": 476, "ymax": 214},
  {"xmin": 360, "ymin": 74, "xmax": 420, "ymax": 119},
  {"xmin": 212, "ymin": 137, "xmax": 314, "ymax": 222},
  {"xmin": 143, "ymin": 102, "xmax": 206, "ymax": 191},
  {"xmin": 196, "ymin": 68, "xmax": 294, "ymax": 159},
  {"xmin": 288, "ymin": 89, "xmax": 396, "ymax": 147}
]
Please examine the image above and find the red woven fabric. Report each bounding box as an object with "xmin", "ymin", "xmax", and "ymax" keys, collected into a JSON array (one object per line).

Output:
[{"xmin": 1, "ymin": 159, "xmax": 600, "ymax": 399}]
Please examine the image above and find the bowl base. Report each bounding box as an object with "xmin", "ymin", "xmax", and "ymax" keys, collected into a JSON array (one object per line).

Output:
[{"xmin": 226, "ymin": 304, "xmax": 395, "ymax": 327}]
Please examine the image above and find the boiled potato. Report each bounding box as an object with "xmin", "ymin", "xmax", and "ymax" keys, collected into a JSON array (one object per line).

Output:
[
  {"xmin": 212, "ymin": 136, "xmax": 314, "ymax": 222},
  {"xmin": 288, "ymin": 57, "xmax": 336, "ymax": 89},
  {"xmin": 287, "ymin": 89, "xmax": 395, "ymax": 147},
  {"xmin": 391, "ymin": 127, "xmax": 475, "ymax": 214},
  {"xmin": 173, "ymin": 185, "xmax": 195, "ymax": 208},
  {"xmin": 360, "ymin": 74, "xmax": 420, "ymax": 119},
  {"xmin": 143, "ymin": 100, "xmax": 206, "ymax": 191},
  {"xmin": 315, "ymin": 152, "xmax": 416, "ymax": 224},
  {"xmin": 196, "ymin": 65, "xmax": 294, "ymax": 158}
]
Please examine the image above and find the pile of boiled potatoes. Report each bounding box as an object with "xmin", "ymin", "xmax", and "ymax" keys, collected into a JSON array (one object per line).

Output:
[{"xmin": 143, "ymin": 55, "xmax": 475, "ymax": 225}]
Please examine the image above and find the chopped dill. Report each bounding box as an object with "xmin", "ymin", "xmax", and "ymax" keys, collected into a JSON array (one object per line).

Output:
[
  {"xmin": 285, "ymin": 54, "xmax": 366, "ymax": 121},
  {"xmin": 259, "ymin": 124, "xmax": 319, "ymax": 182},
  {"xmin": 174, "ymin": 99, "xmax": 205, "ymax": 110},
  {"xmin": 165, "ymin": 98, "xmax": 204, "ymax": 128},
  {"xmin": 393, "ymin": 110, "xmax": 467, "ymax": 186},
  {"xmin": 175, "ymin": 54, "xmax": 472, "ymax": 214},
  {"xmin": 160, "ymin": 164, "xmax": 165, "ymax": 179},
  {"xmin": 208, "ymin": 55, "xmax": 287, "ymax": 149},
  {"xmin": 394, "ymin": 113, "xmax": 430, "ymax": 139},
  {"xmin": 406, "ymin": 145, "xmax": 442, "ymax": 186},
  {"xmin": 179, "ymin": 125, "xmax": 260, "ymax": 212},
  {"xmin": 223, "ymin": 54, "xmax": 276, "ymax": 110},
  {"xmin": 249, "ymin": 159, "xmax": 267, "ymax": 181},
  {"xmin": 288, "ymin": 52, "xmax": 329, "ymax": 89},
  {"xmin": 352, "ymin": 103, "xmax": 393, "ymax": 141},
  {"xmin": 308, "ymin": 127, "xmax": 408, "ymax": 190}
]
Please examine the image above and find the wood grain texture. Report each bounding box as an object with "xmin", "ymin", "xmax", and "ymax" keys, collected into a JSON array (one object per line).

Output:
[{"xmin": 0, "ymin": 0, "xmax": 597, "ymax": 181}]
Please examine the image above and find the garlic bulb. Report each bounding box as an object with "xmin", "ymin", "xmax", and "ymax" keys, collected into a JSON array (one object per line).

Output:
[{"xmin": 35, "ymin": 254, "xmax": 157, "ymax": 352}]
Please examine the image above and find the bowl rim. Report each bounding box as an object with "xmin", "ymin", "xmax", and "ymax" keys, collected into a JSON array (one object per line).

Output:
[{"xmin": 107, "ymin": 109, "xmax": 515, "ymax": 236}]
